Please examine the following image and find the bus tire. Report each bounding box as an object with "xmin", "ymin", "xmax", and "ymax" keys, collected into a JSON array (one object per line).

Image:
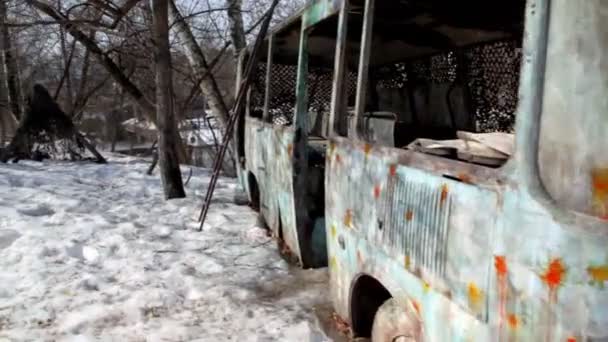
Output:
[{"xmin": 371, "ymin": 298, "xmax": 421, "ymax": 342}]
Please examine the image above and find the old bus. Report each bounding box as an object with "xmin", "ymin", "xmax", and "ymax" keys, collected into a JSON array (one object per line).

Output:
[
  {"xmin": 324, "ymin": 0, "xmax": 608, "ymax": 341},
  {"xmin": 236, "ymin": 1, "xmax": 348, "ymax": 268}
]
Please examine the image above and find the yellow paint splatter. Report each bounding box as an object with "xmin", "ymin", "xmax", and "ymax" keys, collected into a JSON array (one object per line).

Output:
[
  {"xmin": 404, "ymin": 255, "xmax": 411, "ymax": 269},
  {"xmin": 343, "ymin": 209, "xmax": 353, "ymax": 228},
  {"xmin": 330, "ymin": 224, "xmax": 337, "ymax": 239},
  {"xmin": 588, "ymin": 264, "xmax": 608, "ymax": 288},
  {"xmin": 422, "ymin": 282, "xmax": 430, "ymax": 294},
  {"xmin": 329, "ymin": 256, "xmax": 337, "ymax": 269},
  {"xmin": 467, "ymin": 282, "xmax": 484, "ymax": 312}
]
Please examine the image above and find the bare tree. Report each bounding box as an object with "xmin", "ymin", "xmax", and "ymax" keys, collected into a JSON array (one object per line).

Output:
[
  {"xmin": 0, "ymin": 0, "xmax": 23, "ymax": 121},
  {"xmin": 152, "ymin": 0, "xmax": 185, "ymax": 199},
  {"xmin": 226, "ymin": 0, "xmax": 245, "ymax": 61}
]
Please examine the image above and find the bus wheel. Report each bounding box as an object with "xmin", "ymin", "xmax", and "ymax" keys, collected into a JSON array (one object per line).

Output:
[{"xmin": 371, "ymin": 299, "xmax": 421, "ymax": 342}]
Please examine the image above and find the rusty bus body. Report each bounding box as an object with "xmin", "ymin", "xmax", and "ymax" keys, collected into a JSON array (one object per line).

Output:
[
  {"xmin": 238, "ymin": 0, "xmax": 608, "ymax": 340},
  {"xmin": 323, "ymin": 0, "xmax": 608, "ymax": 341}
]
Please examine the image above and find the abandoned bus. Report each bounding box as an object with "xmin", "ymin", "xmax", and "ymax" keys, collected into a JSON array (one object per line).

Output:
[
  {"xmin": 324, "ymin": 0, "xmax": 608, "ymax": 341},
  {"xmin": 236, "ymin": 1, "xmax": 347, "ymax": 268}
]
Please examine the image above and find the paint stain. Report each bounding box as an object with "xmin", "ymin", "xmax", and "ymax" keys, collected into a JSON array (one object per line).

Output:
[
  {"xmin": 335, "ymin": 154, "xmax": 342, "ymax": 164},
  {"xmin": 542, "ymin": 259, "xmax": 566, "ymax": 290},
  {"xmin": 422, "ymin": 282, "xmax": 430, "ymax": 294},
  {"xmin": 440, "ymin": 184, "xmax": 449, "ymax": 206},
  {"xmin": 329, "ymin": 256, "xmax": 337, "ymax": 269},
  {"xmin": 404, "ymin": 255, "xmax": 411, "ymax": 269},
  {"xmin": 389, "ymin": 165, "xmax": 397, "ymax": 177},
  {"xmin": 373, "ymin": 185, "xmax": 381, "ymax": 199},
  {"xmin": 405, "ymin": 209, "xmax": 414, "ymax": 221},
  {"xmin": 567, "ymin": 337, "xmax": 576, "ymax": 342},
  {"xmin": 495, "ymin": 255, "xmax": 508, "ymax": 330},
  {"xmin": 412, "ymin": 300, "xmax": 421, "ymax": 315},
  {"xmin": 363, "ymin": 143, "xmax": 372, "ymax": 157},
  {"xmin": 507, "ymin": 313, "xmax": 519, "ymax": 329},
  {"xmin": 467, "ymin": 282, "xmax": 484, "ymax": 312},
  {"xmin": 357, "ymin": 250, "xmax": 364, "ymax": 265},
  {"xmin": 592, "ymin": 168, "xmax": 608, "ymax": 219},
  {"xmin": 495, "ymin": 256, "xmax": 508, "ymax": 276},
  {"xmin": 330, "ymin": 224, "xmax": 337, "ymax": 239},
  {"xmin": 329, "ymin": 141, "xmax": 336, "ymax": 155},
  {"xmin": 343, "ymin": 209, "xmax": 353, "ymax": 228},
  {"xmin": 457, "ymin": 172, "xmax": 472, "ymax": 184},
  {"xmin": 587, "ymin": 264, "xmax": 608, "ymax": 288},
  {"xmin": 287, "ymin": 144, "xmax": 293, "ymax": 157}
]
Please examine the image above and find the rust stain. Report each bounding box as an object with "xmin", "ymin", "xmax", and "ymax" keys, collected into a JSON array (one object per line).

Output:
[
  {"xmin": 343, "ymin": 209, "xmax": 353, "ymax": 228},
  {"xmin": 440, "ymin": 184, "xmax": 449, "ymax": 206},
  {"xmin": 592, "ymin": 168, "xmax": 608, "ymax": 219},
  {"xmin": 373, "ymin": 185, "xmax": 381, "ymax": 199},
  {"xmin": 287, "ymin": 144, "xmax": 293, "ymax": 157},
  {"xmin": 330, "ymin": 224, "xmax": 337, "ymax": 239},
  {"xmin": 587, "ymin": 264, "xmax": 608, "ymax": 288},
  {"xmin": 542, "ymin": 258, "xmax": 566, "ymax": 290},
  {"xmin": 467, "ymin": 282, "xmax": 484, "ymax": 313},
  {"xmin": 507, "ymin": 313, "xmax": 519, "ymax": 329},
  {"xmin": 389, "ymin": 164, "xmax": 397, "ymax": 177},
  {"xmin": 405, "ymin": 209, "xmax": 414, "ymax": 221}
]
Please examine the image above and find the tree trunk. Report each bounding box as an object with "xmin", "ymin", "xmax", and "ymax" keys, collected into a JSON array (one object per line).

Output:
[
  {"xmin": 169, "ymin": 0, "xmax": 238, "ymax": 172},
  {"xmin": 226, "ymin": 0, "xmax": 247, "ymax": 62},
  {"xmin": 0, "ymin": 0, "xmax": 23, "ymax": 121},
  {"xmin": 0, "ymin": 5, "xmax": 16, "ymax": 145},
  {"xmin": 152, "ymin": 0, "xmax": 186, "ymax": 199}
]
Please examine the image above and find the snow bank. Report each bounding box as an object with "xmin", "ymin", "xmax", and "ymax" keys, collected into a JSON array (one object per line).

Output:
[{"xmin": 0, "ymin": 155, "xmax": 333, "ymax": 341}]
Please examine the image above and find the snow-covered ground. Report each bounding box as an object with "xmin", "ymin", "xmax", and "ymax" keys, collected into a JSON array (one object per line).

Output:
[{"xmin": 0, "ymin": 155, "xmax": 335, "ymax": 341}]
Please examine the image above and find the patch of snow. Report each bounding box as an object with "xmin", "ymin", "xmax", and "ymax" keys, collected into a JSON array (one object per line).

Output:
[{"xmin": 0, "ymin": 154, "xmax": 334, "ymax": 341}]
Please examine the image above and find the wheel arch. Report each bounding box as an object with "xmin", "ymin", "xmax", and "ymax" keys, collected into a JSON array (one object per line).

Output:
[{"xmin": 349, "ymin": 273, "xmax": 393, "ymax": 338}]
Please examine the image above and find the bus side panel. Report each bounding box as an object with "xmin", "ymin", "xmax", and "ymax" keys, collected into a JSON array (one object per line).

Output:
[
  {"xmin": 490, "ymin": 191, "xmax": 608, "ymax": 341},
  {"xmin": 326, "ymin": 138, "xmax": 499, "ymax": 341}
]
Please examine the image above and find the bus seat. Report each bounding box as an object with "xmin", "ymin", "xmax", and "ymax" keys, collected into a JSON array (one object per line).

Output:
[{"xmin": 347, "ymin": 112, "xmax": 398, "ymax": 147}]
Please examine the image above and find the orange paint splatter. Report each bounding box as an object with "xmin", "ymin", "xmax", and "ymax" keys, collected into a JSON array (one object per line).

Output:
[
  {"xmin": 363, "ymin": 143, "xmax": 372, "ymax": 156},
  {"xmin": 405, "ymin": 209, "xmax": 414, "ymax": 221},
  {"xmin": 507, "ymin": 313, "xmax": 519, "ymax": 329},
  {"xmin": 495, "ymin": 255, "xmax": 508, "ymax": 331},
  {"xmin": 588, "ymin": 264, "xmax": 608, "ymax": 287},
  {"xmin": 287, "ymin": 144, "xmax": 293, "ymax": 157},
  {"xmin": 343, "ymin": 209, "xmax": 353, "ymax": 228},
  {"xmin": 440, "ymin": 184, "xmax": 449, "ymax": 206},
  {"xmin": 542, "ymin": 259, "xmax": 566, "ymax": 290},
  {"xmin": 457, "ymin": 172, "xmax": 472, "ymax": 184},
  {"xmin": 467, "ymin": 283, "xmax": 484, "ymax": 312},
  {"xmin": 373, "ymin": 185, "xmax": 381, "ymax": 199},
  {"xmin": 567, "ymin": 337, "xmax": 577, "ymax": 342},
  {"xmin": 389, "ymin": 165, "xmax": 397, "ymax": 177},
  {"xmin": 412, "ymin": 301, "xmax": 421, "ymax": 315},
  {"xmin": 592, "ymin": 168, "xmax": 608, "ymax": 218},
  {"xmin": 495, "ymin": 256, "xmax": 508, "ymax": 276}
]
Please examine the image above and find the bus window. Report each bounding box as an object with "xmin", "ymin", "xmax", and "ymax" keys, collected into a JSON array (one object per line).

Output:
[
  {"xmin": 350, "ymin": 0, "xmax": 524, "ymax": 168},
  {"xmin": 538, "ymin": 0, "xmax": 608, "ymax": 218}
]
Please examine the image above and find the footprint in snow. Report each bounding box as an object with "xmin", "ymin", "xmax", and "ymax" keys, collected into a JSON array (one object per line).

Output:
[{"xmin": 17, "ymin": 203, "xmax": 55, "ymax": 217}]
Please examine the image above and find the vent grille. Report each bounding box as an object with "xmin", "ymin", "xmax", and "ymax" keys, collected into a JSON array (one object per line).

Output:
[{"xmin": 377, "ymin": 176, "xmax": 451, "ymax": 277}]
